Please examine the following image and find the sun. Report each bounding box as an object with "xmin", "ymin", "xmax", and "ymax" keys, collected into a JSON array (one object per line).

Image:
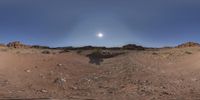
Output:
[{"xmin": 97, "ymin": 32, "xmax": 104, "ymax": 38}]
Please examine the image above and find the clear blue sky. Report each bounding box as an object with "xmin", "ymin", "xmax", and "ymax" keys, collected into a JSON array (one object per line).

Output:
[{"xmin": 0, "ymin": 0, "xmax": 200, "ymax": 47}]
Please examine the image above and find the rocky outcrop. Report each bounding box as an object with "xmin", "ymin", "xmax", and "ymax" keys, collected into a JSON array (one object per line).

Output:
[
  {"xmin": 7, "ymin": 41, "xmax": 29, "ymax": 48},
  {"xmin": 122, "ymin": 44, "xmax": 145, "ymax": 50},
  {"xmin": 176, "ymin": 42, "xmax": 200, "ymax": 48}
]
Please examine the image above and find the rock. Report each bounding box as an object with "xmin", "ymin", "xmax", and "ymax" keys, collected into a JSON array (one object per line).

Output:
[
  {"xmin": 8, "ymin": 91, "xmax": 12, "ymax": 94},
  {"xmin": 34, "ymin": 66, "xmax": 38, "ymax": 68},
  {"xmin": 123, "ymin": 44, "xmax": 145, "ymax": 50},
  {"xmin": 57, "ymin": 64, "xmax": 63, "ymax": 66},
  {"xmin": 176, "ymin": 42, "xmax": 200, "ymax": 48},
  {"xmin": 39, "ymin": 74, "xmax": 45, "ymax": 79},
  {"xmin": 49, "ymin": 71, "xmax": 54, "ymax": 75},
  {"xmin": 69, "ymin": 86, "xmax": 78, "ymax": 90},
  {"xmin": 54, "ymin": 77, "xmax": 66, "ymax": 85},
  {"xmin": 7, "ymin": 41, "xmax": 29, "ymax": 48},
  {"xmin": 160, "ymin": 86, "xmax": 166, "ymax": 89},
  {"xmin": 191, "ymin": 78, "xmax": 198, "ymax": 82},
  {"xmin": 161, "ymin": 91, "xmax": 171, "ymax": 95},
  {"xmin": 25, "ymin": 69, "xmax": 31, "ymax": 73},
  {"xmin": 40, "ymin": 89, "xmax": 48, "ymax": 93}
]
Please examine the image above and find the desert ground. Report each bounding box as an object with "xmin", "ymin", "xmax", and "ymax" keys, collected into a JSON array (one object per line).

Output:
[{"xmin": 0, "ymin": 45, "xmax": 200, "ymax": 100}]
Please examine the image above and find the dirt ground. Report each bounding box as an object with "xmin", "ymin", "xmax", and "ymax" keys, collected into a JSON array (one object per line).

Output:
[{"xmin": 0, "ymin": 47, "xmax": 200, "ymax": 100}]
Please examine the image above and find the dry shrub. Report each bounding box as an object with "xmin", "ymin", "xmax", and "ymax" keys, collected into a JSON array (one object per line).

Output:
[
  {"xmin": 152, "ymin": 52, "xmax": 158, "ymax": 55},
  {"xmin": 185, "ymin": 51, "xmax": 192, "ymax": 54},
  {"xmin": 87, "ymin": 49, "xmax": 125, "ymax": 65},
  {"xmin": 0, "ymin": 48, "xmax": 8, "ymax": 52},
  {"xmin": 76, "ymin": 50, "xmax": 82, "ymax": 54},
  {"xmin": 42, "ymin": 50, "xmax": 51, "ymax": 54},
  {"xmin": 59, "ymin": 49, "xmax": 70, "ymax": 53},
  {"xmin": 16, "ymin": 51, "xmax": 20, "ymax": 54},
  {"xmin": 88, "ymin": 49, "xmax": 124, "ymax": 59}
]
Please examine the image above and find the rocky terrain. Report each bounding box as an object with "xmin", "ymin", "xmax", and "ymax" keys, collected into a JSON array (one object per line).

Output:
[{"xmin": 0, "ymin": 42, "xmax": 200, "ymax": 100}]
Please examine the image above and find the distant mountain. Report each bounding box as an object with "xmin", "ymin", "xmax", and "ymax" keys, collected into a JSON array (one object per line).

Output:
[
  {"xmin": 176, "ymin": 42, "xmax": 200, "ymax": 48},
  {"xmin": 3, "ymin": 41, "xmax": 146, "ymax": 50},
  {"xmin": 5, "ymin": 41, "xmax": 200, "ymax": 50}
]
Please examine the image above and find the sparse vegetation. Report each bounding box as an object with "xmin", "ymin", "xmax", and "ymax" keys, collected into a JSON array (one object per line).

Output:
[
  {"xmin": 0, "ymin": 48, "xmax": 8, "ymax": 52},
  {"xmin": 16, "ymin": 51, "xmax": 20, "ymax": 54},
  {"xmin": 0, "ymin": 42, "xmax": 200, "ymax": 99},
  {"xmin": 76, "ymin": 50, "xmax": 82, "ymax": 54},
  {"xmin": 88, "ymin": 48, "xmax": 123, "ymax": 59},
  {"xmin": 152, "ymin": 52, "xmax": 158, "ymax": 55},
  {"xmin": 87, "ymin": 48, "xmax": 103, "ymax": 65},
  {"xmin": 185, "ymin": 51, "xmax": 192, "ymax": 54},
  {"xmin": 52, "ymin": 52, "xmax": 57, "ymax": 55},
  {"xmin": 91, "ymin": 48, "xmax": 102, "ymax": 56},
  {"xmin": 41, "ymin": 50, "xmax": 51, "ymax": 54},
  {"xmin": 59, "ymin": 49, "xmax": 70, "ymax": 53}
]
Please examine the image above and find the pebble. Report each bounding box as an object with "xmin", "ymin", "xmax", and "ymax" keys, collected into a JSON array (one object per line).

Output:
[
  {"xmin": 54, "ymin": 77, "xmax": 66, "ymax": 85},
  {"xmin": 41, "ymin": 89, "xmax": 48, "ymax": 93},
  {"xmin": 57, "ymin": 64, "xmax": 63, "ymax": 66},
  {"xmin": 70, "ymin": 86, "xmax": 78, "ymax": 90},
  {"xmin": 39, "ymin": 74, "xmax": 45, "ymax": 79},
  {"xmin": 25, "ymin": 69, "xmax": 31, "ymax": 73}
]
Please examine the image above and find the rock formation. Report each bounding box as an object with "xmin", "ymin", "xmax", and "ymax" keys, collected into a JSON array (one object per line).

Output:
[
  {"xmin": 122, "ymin": 44, "xmax": 145, "ymax": 50},
  {"xmin": 176, "ymin": 42, "xmax": 200, "ymax": 48},
  {"xmin": 7, "ymin": 41, "xmax": 29, "ymax": 48}
]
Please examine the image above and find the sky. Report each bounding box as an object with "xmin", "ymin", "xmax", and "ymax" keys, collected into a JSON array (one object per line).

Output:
[{"xmin": 0, "ymin": 0, "xmax": 200, "ymax": 47}]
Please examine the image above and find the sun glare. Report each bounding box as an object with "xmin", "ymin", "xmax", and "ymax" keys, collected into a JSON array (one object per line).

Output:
[{"xmin": 97, "ymin": 32, "xmax": 104, "ymax": 38}]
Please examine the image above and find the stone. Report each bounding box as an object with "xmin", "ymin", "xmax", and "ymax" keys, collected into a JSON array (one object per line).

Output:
[
  {"xmin": 25, "ymin": 69, "xmax": 31, "ymax": 73},
  {"xmin": 7, "ymin": 41, "xmax": 29, "ymax": 48},
  {"xmin": 57, "ymin": 64, "xmax": 63, "ymax": 66},
  {"xmin": 54, "ymin": 77, "xmax": 66, "ymax": 85},
  {"xmin": 41, "ymin": 89, "xmax": 48, "ymax": 93}
]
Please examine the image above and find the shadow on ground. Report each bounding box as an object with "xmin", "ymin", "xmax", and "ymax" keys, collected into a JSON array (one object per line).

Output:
[{"xmin": 87, "ymin": 53, "xmax": 104, "ymax": 65}]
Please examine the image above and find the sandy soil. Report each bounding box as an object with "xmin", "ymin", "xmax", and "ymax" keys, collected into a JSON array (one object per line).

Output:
[{"xmin": 0, "ymin": 47, "xmax": 200, "ymax": 100}]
